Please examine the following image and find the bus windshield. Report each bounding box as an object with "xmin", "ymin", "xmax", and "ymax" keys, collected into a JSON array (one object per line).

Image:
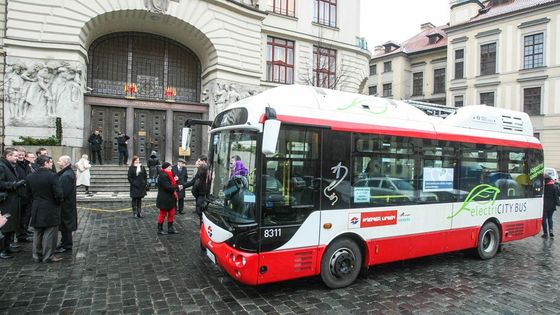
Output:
[{"xmin": 207, "ymin": 129, "xmax": 258, "ymax": 225}]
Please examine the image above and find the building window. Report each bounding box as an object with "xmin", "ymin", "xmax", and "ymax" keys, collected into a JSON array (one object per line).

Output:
[
  {"xmin": 455, "ymin": 49, "xmax": 464, "ymax": 79},
  {"xmin": 383, "ymin": 61, "xmax": 392, "ymax": 73},
  {"xmin": 524, "ymin": 33, "xmax": 544, "ymax": 69},
  {"xmin": 382, "ymin": 83, "xmax": 392, "ymax": 97},
  {"xmin": 267, "ymin": 37, "xmax": 294, "ymax": 84},
  {"xmin": 88, "ymin": 32, "xmax": 201, "ymax": 102},
  {"xmin": 480, "ymin": 92, "xmax": 495, "ymax": 106},
  {"xmin": 272, "ymin": 0, "xmax": 295, "ymax": 17},
  {"xmin": 454, "ymin": 95, "xmax": 464, "ymax": 107},
  {"xmin": 480, "ymin": 43, "xmax": 497, "ymax": 75},
  {"xmin": 369, "ymin": 64, "xmax": 377, "ymax": 75},
  {"xmin": 368, "ymin": 85, "xmax": 377, "ymax": 96},
  {"xmin": 523, "ymin": 87, "xmax": 541, "ymax": 115},
  {"xmin": 313, "ymin": 46, "xmax": 337, "ymax": 88},
  {"xmin": 313, "ymin": 0, "xmax": 336, "ymax": 27},
  {"xmin": 433, "ymin": 68, "xmax": 446, "ymax": 94},
  {"xmin": 412, "ymin": 72, "xmax": 423, "ymax": 96}
]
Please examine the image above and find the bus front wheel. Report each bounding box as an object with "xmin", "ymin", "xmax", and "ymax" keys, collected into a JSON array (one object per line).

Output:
[
  {"xmin": 476, "ymin": 222, "xmax": 500, "ymax": 260},
  {"xmin": 320, "ymin": 238, "xmax": 362, "ymax": 289}
]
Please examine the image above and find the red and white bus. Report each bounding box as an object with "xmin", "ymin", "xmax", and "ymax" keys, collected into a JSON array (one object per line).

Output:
[{"xmin": 196, "ymin": 85, "xmax": 544, "ymax": 288}]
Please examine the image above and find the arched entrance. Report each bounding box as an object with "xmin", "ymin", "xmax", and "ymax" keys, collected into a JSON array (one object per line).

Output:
[{"xmin": 86, "ymin": 32, "xmax": 206, "ymax": 164}]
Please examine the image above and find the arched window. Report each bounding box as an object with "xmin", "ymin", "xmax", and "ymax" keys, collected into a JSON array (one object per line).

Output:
[{"xmin": 88, "ymin": 32, "xmax": 201, "ymax": 103}]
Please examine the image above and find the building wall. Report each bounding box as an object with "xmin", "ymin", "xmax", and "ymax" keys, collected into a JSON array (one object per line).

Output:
[
  {"xmin": 2, "ymin": 0, "xmax": 370, "ymax": 155},
  {"xmin": 446, "ymin": 4, "xmax": 560, "ymax": 169}
]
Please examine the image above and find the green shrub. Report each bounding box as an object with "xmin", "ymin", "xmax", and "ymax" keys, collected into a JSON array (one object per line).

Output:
[{"xmin": 12, "ymin": 136, "xmax": 61, "ymax": 146}]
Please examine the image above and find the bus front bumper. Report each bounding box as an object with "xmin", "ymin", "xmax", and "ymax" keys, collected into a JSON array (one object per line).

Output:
[{"xmin": 200, "ymin": 223, "xmax": 259, "ymax": 285}]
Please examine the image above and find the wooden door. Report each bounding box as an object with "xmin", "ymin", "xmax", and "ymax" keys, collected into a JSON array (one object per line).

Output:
[
  {"xmin": 134, "ymin": 109, "xmax": 166, "ymax": 163},
  {"xmin": 172, "ymin": 112, "xmax": 203, "ymax": 164},
  {"xmin": 91, "ymin": 106, "xmax": 126, "ymax": 163}
]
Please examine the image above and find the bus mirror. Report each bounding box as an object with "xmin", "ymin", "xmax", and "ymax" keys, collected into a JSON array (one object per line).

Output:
[
  {"xmin": 262, "ymin": 119, "xmax": 281, "ymax": 156},
  {"xmin": 181, "ymin": 127, "xmax": 191, "ymax": 150}
]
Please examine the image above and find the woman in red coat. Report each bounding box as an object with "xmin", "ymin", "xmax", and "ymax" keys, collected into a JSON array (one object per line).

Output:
[{"xmin": 156, "ymin": 162, "xmax": 182, "ymax": 235}]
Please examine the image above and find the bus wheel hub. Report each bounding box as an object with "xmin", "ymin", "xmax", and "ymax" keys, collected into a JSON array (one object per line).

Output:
[{"xmin": 330, "ymin": 248, "xmax": 355, "ymax": 278}]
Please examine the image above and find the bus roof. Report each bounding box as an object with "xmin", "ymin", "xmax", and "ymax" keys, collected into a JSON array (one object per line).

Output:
[{"xmin": 223, "ymin": 85, "xmax": 541, "ymax": 149}]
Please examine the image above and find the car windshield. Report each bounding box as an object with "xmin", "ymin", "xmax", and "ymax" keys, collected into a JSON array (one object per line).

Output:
[
  {"xmin": 207, "ymin": 129, "xmax": 258, "ymax": 225},
  {"xmin": 392, "ymin": 179, "xmax": 414, "ymax": 190}
]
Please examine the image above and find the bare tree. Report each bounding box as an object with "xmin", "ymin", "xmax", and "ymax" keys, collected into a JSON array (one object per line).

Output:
[{"xmin": 299, "ymin": 29, "xmax": 352, "ymax": 90}]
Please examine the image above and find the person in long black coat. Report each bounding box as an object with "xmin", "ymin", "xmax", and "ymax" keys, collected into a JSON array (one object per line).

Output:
[
  {"xmin": 128, "ymin": 156, "xmax": 148, "ymax": 218},
  {"xmin": 88, "ymin": 129, "xmax": 103, "ymax": 165},
  {"xmin": 542, "ymin": 174, "xmax": 559, "ymax": 238},
  {"xmin": 15, "ymin": 148, "xmax": 34, "ymax": 242},
  {"xmin": 172, "ymin": 159, "xmax": 188, "ymax": 214},
  {"xmin": 0, "ymin": 148, "xmax": 25, "ymax": 259},
  {"xmin": 27, "ymin": 155, "xmax": 63, "ymax": 263},
  {"xmin": 56, "ymin": 156, "xmax": 77, "ymax": 253},
  {"xmin": 156, "ymin": 162, "xmax": 181, "ymax": 235}
]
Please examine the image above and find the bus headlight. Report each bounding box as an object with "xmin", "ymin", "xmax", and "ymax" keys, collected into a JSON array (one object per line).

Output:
[{"xmin": 231, "ymin": 254, "xmax": 247, "ymax": 267}]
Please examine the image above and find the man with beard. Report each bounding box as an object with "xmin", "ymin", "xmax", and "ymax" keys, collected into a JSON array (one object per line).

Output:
[
  {"xmin": 0, "ymin": 148, "xmax": 26, "ymax": 259},
  {"xmin": 55, "ymin": 156, "xmax": 77, "ymax": 253},
  {"xmin": 27, "ymin": 155, "xmax": 63, "ymax": 263}
]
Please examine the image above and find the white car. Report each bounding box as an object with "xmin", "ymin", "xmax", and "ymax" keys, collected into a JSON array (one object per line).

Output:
[{"xmin": 355, "ymin": 177, "xmax": 439, "ymax": 203}]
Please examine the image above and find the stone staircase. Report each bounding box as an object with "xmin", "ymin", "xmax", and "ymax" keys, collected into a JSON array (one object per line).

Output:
[{"xmin": 77, "ymin": 164, "xmax": 196, "ymax": 205}]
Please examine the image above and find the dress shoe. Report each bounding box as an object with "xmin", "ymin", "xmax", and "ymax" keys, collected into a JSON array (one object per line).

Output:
[
  {"xmin": 7, "ymin": 248, "xmax": 21, "ymax": 254},
  {"xmin": 0, "ymin": 251, "xmax": 14, "ymax": 259},
  {"xmin": 32, "ymin": 257, "xmax": 42, "ymax": 263},
  {"xmin": 9, "ymin": 243, "xmax": 20, "ymax": 249},
  {"xmin": 17, "ymin": 237, "xmax": 32, "ymax": 243},
  {"xmin": 44, "ymin": 256, "xmax": 63, "ymax": 263},
  {"xmin": 55, "ymin": 247, "xmax": 71, "ymax": 254}
]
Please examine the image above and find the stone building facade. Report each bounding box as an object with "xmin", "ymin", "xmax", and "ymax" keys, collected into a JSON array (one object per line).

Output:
[
  {"xmin": 2, "ymin": 0, "xmax": 370, "ymax": 163},
  {"xmin": 368, "ymin": 0, "xmax": 560, "ymax": 169}
]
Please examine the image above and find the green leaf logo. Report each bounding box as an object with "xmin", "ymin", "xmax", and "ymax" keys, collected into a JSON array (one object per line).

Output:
[
  {"xmin": 337, "ymin": 98, "xmax": 389, "ymax": 115},
  {"xmin": 448, "ymin": 184, "xmax": 500, "ymax": 219}
]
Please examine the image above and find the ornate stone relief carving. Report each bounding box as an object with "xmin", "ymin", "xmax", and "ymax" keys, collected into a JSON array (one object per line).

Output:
[
  {"xmin": 207, "ymin": 80, "xmax": 259, "ymax": 115},
  {"xmin": 4, "ymin": 59, "xmax": 85, "ymax": 128}
]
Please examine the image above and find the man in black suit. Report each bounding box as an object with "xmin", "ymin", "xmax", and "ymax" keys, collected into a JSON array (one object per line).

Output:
[
  {"xmin": 55, "ymin": 156, "xmax": 77, "ymax": 253},
  {"xmin": 172, "ymin": 158, "xmax": 188, "ymax": 214},
  {"xmin": 0, "ymin": 148, "xmax": 25, "ymax": 259},
  {"xmin": 27, "ymin": 155, "xmax": 63, "ymax": 263}
]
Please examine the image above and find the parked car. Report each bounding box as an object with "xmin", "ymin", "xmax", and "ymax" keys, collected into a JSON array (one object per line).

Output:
[{"xmin": 354, "ymin": 177, "xmax": 439, "ymax": 203}]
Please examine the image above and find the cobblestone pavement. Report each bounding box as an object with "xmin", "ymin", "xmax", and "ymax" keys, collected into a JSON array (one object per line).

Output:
[{"xmin": 1, "ymin": 204, "xmax": 559, "ymax": 314}]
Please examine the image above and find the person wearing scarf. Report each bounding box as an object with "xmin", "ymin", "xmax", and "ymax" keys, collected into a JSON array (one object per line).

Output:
[
  {"xmin": 127, "ymin": 156, "xmax": 147, "ymax": 218},
  {"xmin": 156, "ymin": 162, "xmax": 182, "ymax": 234}
]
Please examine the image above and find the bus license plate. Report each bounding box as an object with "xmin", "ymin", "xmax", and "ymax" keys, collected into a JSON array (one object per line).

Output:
[{"xmin": 206, "ymin": 249, "xmax": 216, "ymax": 264}]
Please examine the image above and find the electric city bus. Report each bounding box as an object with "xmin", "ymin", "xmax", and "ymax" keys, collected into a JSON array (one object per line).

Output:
[{"xmin": 190, "ymin": 85, "xmax": 544, "ymax": 288}]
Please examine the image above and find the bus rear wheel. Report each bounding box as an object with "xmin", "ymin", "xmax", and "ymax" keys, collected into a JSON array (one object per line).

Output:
[
  {"xmin": 320, "ymin": 238, "xmax": 362, "ymax": 289},
  {"xmin": 476, "ymin": 222, "xmax": 500, "ymax": 260}
]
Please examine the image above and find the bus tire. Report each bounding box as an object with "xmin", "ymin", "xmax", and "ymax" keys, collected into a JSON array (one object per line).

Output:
[
  {"xmin": 476, "ymin": 222, "xmax": 500, "ymax": 260},
  {"xmin": 320, "ymin": 238, "xmax": 362, "ymax": 289}
]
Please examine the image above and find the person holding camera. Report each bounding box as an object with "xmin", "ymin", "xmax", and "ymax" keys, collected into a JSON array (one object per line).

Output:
[{"xmin": 0, "ymin": 148, "xmax": 26, "ymax": 259}]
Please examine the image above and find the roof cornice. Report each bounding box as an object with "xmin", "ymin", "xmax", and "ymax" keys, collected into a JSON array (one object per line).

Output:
[{"xmin": 445, "ymin": 1, "xmax": 560, "ymax": 34}]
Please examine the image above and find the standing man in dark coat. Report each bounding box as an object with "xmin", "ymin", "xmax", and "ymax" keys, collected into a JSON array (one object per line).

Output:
[
  {"xmin": 55, "ymin": 156, "xmax": 77, "ymax": 253},
  {"xmin": 172, "ymin": 158, "xmax": 188, "ymax": 214},
  {"xmin": 88, "ymin": 129, "xmax": 103, "ymax": 165},
  {"xmin": 35, "ymin": 148, "xmax": 57, "ymax": 173},
  {"xmin": 15, "ymin": 148, "xmax": 32, "ymax": 243},
  {"xmin": 0, "ymin": 148, "xmax": 26, "ymax": 259},
  {"xmin": 116, "ymin": 132, "xmax": 131, "ymax": 166},
  {"xmin": 27, "ymin": 155, "xmax": 63, "ymax": 263}
]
